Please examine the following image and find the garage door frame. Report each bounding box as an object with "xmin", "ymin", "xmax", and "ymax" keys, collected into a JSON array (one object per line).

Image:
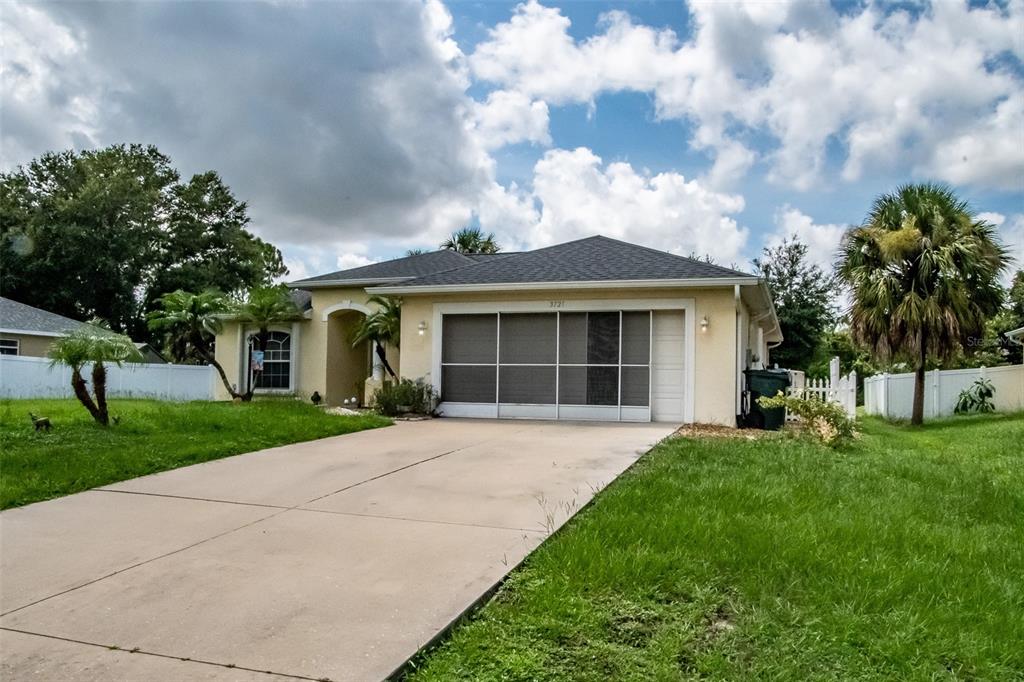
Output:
[{"xmin": 432, "ymin": 298, "xmax": 695, "ymax": 423}]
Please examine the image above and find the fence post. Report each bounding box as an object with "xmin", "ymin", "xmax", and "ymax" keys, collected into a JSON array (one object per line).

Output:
[
  {"xmin": 881, "ymin": 373, "xmax": 889, "ymax": 419},
  {"xmin": 930, "ymin": 369, "xmax": 940, "ymax": 419},
  {"xmin": 849, "ymin": 370, "xmax": 857, "ymax": 416}
]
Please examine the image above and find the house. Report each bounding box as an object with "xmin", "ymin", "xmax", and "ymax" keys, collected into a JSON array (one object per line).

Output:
[
  {"xmin": 0, "ymin": 296, "xmax": 167, "ymax": 363},
  {"xmin": 0, "ymin": 296, "xmax": 93, "ymax": 357},
  {"xmin": 212, "ymin": 236, "xmax": 782, "ymax": 424}
]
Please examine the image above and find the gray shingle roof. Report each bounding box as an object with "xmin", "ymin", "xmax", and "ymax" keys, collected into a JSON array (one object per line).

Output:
[
  {"xmin": 290, "ymin": 249, "xmax": 476, "ymax": 285},
  {"xmin": 0, "ymin": 296, "xmax": 89, "ymax": 335},
  {"xmin": 289, "ymin": 289, "xmax": 312, "ymax": 311},
  {"xmin": 377, "ymin": 236, "xmax": 753, "ymax": 288}
]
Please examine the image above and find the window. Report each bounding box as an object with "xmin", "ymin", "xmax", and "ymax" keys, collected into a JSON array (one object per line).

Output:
[
  {"xmin": 250, "ymin": 331, "xmax": 291, "ymax": 390},
  {"xmin": 0, "ymin": 339, "xmax": 18, "ymax": 356}
]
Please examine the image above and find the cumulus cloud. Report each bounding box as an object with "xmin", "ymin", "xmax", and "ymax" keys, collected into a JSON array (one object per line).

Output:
[
  {"xmin": 503, "ymin": 147, "xmax": 748, "ymax": 263},
  {"xmin": 766, "ymin": 207, "xmax": 847, "ymax": 272},
  {"xmin": 981, "ymin": 212, "xmax": 1024, "ymax": 283},
  {"xmin": 0, "ymin": 0, "xmax": 491, "ymax": 251},
  {"xmin": 470, "ymin": 0, "xmax": 1024, "ymax": 190},
  {"xmin": 473, "ymin": 90, "xmax": 551, "ymax": 149}
]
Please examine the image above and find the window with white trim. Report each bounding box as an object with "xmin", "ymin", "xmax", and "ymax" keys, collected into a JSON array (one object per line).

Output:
[
  {"xmin": 249, "ymin": 331, "xmax": 291, "ymax": 390},
  {"xmin": 0, "ymin": 339, "xmax": 19, "ymax": 356}
]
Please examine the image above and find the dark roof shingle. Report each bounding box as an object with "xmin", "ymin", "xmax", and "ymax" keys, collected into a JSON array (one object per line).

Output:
[
  {"xmin": 378, "ymin": 236, "xmax": 753, "ymax": 288},
  {"xmin": 0, "ymin": 296, "xmax": 90, "ymax": 335},
  {"xmin": 291, "ymin": 250, "xmax": 476, "ymax": 285}
]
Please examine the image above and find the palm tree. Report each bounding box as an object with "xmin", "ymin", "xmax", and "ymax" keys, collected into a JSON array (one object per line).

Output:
[
  {"xmin": 234, "ymin": 285, "xmax": 304, "ymax": 400},
  {"xmin": 147, "ymin": 289, "xmax": 242, "ymax": 400},
  {"xmin": 837, "ymin": 183, "xmax": 1009, "ymax": 424},
  {"xmin": 440, "ymin": 227, "xmax": 500, "ymax": 254},
  {"xmin": 350, "ymin": 295, "xmax": 401, "ymax": 380},
  {"xmin": 49, "ymin": 326, "xmax": 142, "ymax": 425}
]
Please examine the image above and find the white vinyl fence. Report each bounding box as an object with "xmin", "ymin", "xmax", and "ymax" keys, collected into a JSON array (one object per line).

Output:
[
  {"xmin": 785, "ymin": 357, "xmax": 857, "ymax": 420},
  {"xmin": 864, "ymin": 364, "xmax": 1024, "ymax": 420},
  {"xmin": 0, "ymin": 354, "xmax": 216, "ymax": 401}
]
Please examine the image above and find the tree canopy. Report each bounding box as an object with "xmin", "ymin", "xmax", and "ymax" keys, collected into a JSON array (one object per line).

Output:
[
  {"xmin": 441, "ymin": 227, "xmax": 500, "ymax": 254},
  {"xmin": 0, "ymin": 144, "xmax": 285, "ymax": 344},
  {"xmin": 753, "ymin": 237, "xmax": 838, "ymax": 371},
  {"xmin": 837, "ymin": 183, "xmax": 1009, "ymax": 424}
]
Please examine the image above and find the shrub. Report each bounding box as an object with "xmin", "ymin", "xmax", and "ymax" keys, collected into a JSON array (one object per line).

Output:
[
  {"xmin": 954, "ymin": 378, "xmax": 996, "ymax": 414},
  {"xmin": 373, "ymin": 379, "xmax": 435, "ymax": 417},
  {"xmin": 757, "ymin": 392, "xmax": 856, "ymax": 447}
]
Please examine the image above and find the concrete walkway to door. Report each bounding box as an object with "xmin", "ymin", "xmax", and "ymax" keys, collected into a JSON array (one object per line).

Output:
[{"xmin": 0, "ymin": 419, "xmax": 675, "ymax": 681}]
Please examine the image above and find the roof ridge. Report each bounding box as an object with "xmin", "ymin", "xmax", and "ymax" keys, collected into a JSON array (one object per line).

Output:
[
  {"xmin": 291, "ymin": 248, "xmax": 477, "ymax": 284},
  {"xmin": 583, "ymin": 235, "xmax": 753, "ymax": 277}
]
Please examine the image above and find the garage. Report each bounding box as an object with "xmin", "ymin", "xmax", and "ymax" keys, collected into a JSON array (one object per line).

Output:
[{"xmin": 437, "ymin": 307, "xmax": 688, "ymax": 422}]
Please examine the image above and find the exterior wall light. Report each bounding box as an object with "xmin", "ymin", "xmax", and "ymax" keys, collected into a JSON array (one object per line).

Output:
[
  {"xmin": 700, "ymin": 315, "xmax": 710, "ymax": 332},
  {"xmin": 417, "ymin": 321, "xmax": 428, "ymax": 336}
]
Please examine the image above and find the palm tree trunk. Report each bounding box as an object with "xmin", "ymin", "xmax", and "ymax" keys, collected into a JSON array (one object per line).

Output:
[
  {"xmin": 197, "ymin": 345, "xmax": 242, "ymax": 400},
  {"xmin": 91, "ymin": 362, "xmax": 110, "ymax": 426},
  {"xmin": 376, "ymin": 342, "xmax": 397, "ymax": 380},
  {"xmin": 241, "ymin": 328, "xmax": 269, "ymax": 403},
  {"xmin": 70, "ymin": 368, "xmax": 103, "ymax": 424},
  {"xmin": 911, "ymin": 334, "xmax": 926, "ymax": 426}
]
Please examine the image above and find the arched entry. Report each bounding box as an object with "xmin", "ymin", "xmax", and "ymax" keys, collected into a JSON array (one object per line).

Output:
[{"xmin": 323, "ymin": 302, "xmax": 375, "ymax": 406}]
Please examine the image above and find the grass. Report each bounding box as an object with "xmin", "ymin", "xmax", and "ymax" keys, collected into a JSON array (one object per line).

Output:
[
  {"xmin": 409, "ymin": 413, "xmax": 1024, "ymax": 681},
  {"xmin": 0, "ymin": 398, "xmax": 391, "ymax": 509}
]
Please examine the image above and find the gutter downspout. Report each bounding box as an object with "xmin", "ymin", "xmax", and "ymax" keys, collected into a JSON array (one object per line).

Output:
[{"xmin": 735, "ymin": 284, "xmax": 743, "ymax": 425}]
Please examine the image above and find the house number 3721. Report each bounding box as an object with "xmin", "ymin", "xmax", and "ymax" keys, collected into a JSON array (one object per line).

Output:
[{"xmin": 549, "ymin": 300, "xmax": 564, "ymax": 308}]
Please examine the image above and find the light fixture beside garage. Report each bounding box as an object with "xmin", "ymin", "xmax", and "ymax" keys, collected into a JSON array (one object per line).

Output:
[
  {"xmin": 700, "ymin": 315, "xmax": 710, "ymax": 332},
  {"xmin": 417, "ymin": 321, "xmax": 428, "ymax": 336}
]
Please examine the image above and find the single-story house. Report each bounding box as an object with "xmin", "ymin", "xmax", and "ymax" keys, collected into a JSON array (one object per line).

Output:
[
  {"xmin": 0, "ymin": 296, "xmax": 166, "ymax": 363},
  {"xmin": 0, "ymin": 296, "xmax": 92, "ymax": 357},
  {"xmin": 213, "ymin": 236, "xmax": 782, "ymax": 424}
]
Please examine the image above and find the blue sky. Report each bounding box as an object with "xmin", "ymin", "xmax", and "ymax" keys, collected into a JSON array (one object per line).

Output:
[{"xmin": 2, "ymin": 0, "xmax": 1022, "ymax": 277}]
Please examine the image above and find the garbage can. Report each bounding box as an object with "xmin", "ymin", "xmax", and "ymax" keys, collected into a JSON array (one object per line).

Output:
[{"xmin": 744, "ymin": 369, "xmax": 791, "ymax": 430}]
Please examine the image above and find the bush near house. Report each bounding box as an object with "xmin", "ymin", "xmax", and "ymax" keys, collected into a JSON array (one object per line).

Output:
[
  {"xmin": 0, "ymin": 398, "xmax": 390, "ymax": 509},
  {"xmin": 409, "ymin": 413, "xmax": 1024, "ymax": 681},
  {"xmin": 373, "ymin": 379, "xmax": 435, "ymax": 417}
]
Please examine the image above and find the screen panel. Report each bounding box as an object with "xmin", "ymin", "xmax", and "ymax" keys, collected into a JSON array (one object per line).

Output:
[
  {"xmin": 442, "ymin": 365, "xmax": 497, "ymax": 403},
  {"xmin": 586, "ymin": 312, "xmax": 620, "ymax": 365},
  {"xmin": 621, "ymin": 366, "xmax": 650, "ymax": 406},
  {"xmin": 442, "ymin": 314, "xmax": 497, "ymax": 364},
  {"xmin": 558, "ymin": 312, "xmax": 587, "ymax": 364},
  {"xmin": 621, "ymin": 311, "xmax": 651, "ymax": 365},
  {"xmin": 499, "ymin": 313, "xmax": 557, "ymax": 364},
  {"xmin": 499, "ymin": 365, "xmax": 556, "ymax": 403}
]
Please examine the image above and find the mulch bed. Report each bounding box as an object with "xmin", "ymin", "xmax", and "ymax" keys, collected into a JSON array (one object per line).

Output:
[{"xmin": 672, "ymin": 423, "xmax": 786, "ymax": 440}]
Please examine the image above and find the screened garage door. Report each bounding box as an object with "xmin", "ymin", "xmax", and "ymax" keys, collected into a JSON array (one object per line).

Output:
[{"xmin": 439, "ymin": 310, "xmax": 685, "ymax": 422}]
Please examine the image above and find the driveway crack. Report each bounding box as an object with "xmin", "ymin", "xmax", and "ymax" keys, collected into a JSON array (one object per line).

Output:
[{"xmin": 0, "ymin": 627, "xmax": 327, "ymax": 681}]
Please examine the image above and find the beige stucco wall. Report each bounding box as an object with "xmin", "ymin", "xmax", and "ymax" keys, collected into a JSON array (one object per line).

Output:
[
  {"xmin": 213, "ymin": 287, "xmax": 396, "ymax": 405},
  {"xmin": 396, "ymin": 286, "xmax": 746, "ymax": 425},
  {"xmin": 0, "ymin": 333, "xmax": 56, "ymax": 357}
]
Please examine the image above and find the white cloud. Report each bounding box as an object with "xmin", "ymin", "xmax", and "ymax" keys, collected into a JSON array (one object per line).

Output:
[
  {"xmin": 766, "ymin": 206, "xmax": 847, "ymax": 272},
  {"xmin": 0, "ymin": 0, "xmax": 493, "ymax": 248},
  {"xmin": 473, "ymin": 90, "xmax": 551, "ymax": 149},
  {"xmin": 999, "ymin": 214, "xmax": 1024, "ymax": 283},
  {"xmin": 470, "ymin": 0, "xmax": 1024, "ymax": 190},
  {"xmin": 497, "ymin": 147, "xmax": 748, "ymax": 263}
]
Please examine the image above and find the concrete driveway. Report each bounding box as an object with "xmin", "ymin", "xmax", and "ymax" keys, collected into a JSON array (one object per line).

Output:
[{"xmin": 0, "ymin": 419, "xmax": 674, "ymax": 681}]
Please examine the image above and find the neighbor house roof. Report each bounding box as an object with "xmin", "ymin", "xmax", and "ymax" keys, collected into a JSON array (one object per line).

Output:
[
  {"xmin": 0, "ymin": 296, "xmax": 91, "ymax": 337},
  {"xmin": 289, "ymin": 250, "xmax": 476, "ymax": 288},
  {"xmin": 372, "ymin": 236, "xmax": 756, "ymax": 292}
]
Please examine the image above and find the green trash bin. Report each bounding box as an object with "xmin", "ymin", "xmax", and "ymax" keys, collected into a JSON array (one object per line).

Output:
[{"xmin": 744, "ymin": 369, "xmax": 791, "ymax": 430}]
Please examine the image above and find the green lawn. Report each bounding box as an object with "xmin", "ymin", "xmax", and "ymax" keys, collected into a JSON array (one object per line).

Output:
[
  {"xmin": 409, "ymin": 413, "xmax": 1024, "ymax": 681},
  {"xmin": 0, "ymin": 398, "xmax": 390, "ymax": 509}
]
